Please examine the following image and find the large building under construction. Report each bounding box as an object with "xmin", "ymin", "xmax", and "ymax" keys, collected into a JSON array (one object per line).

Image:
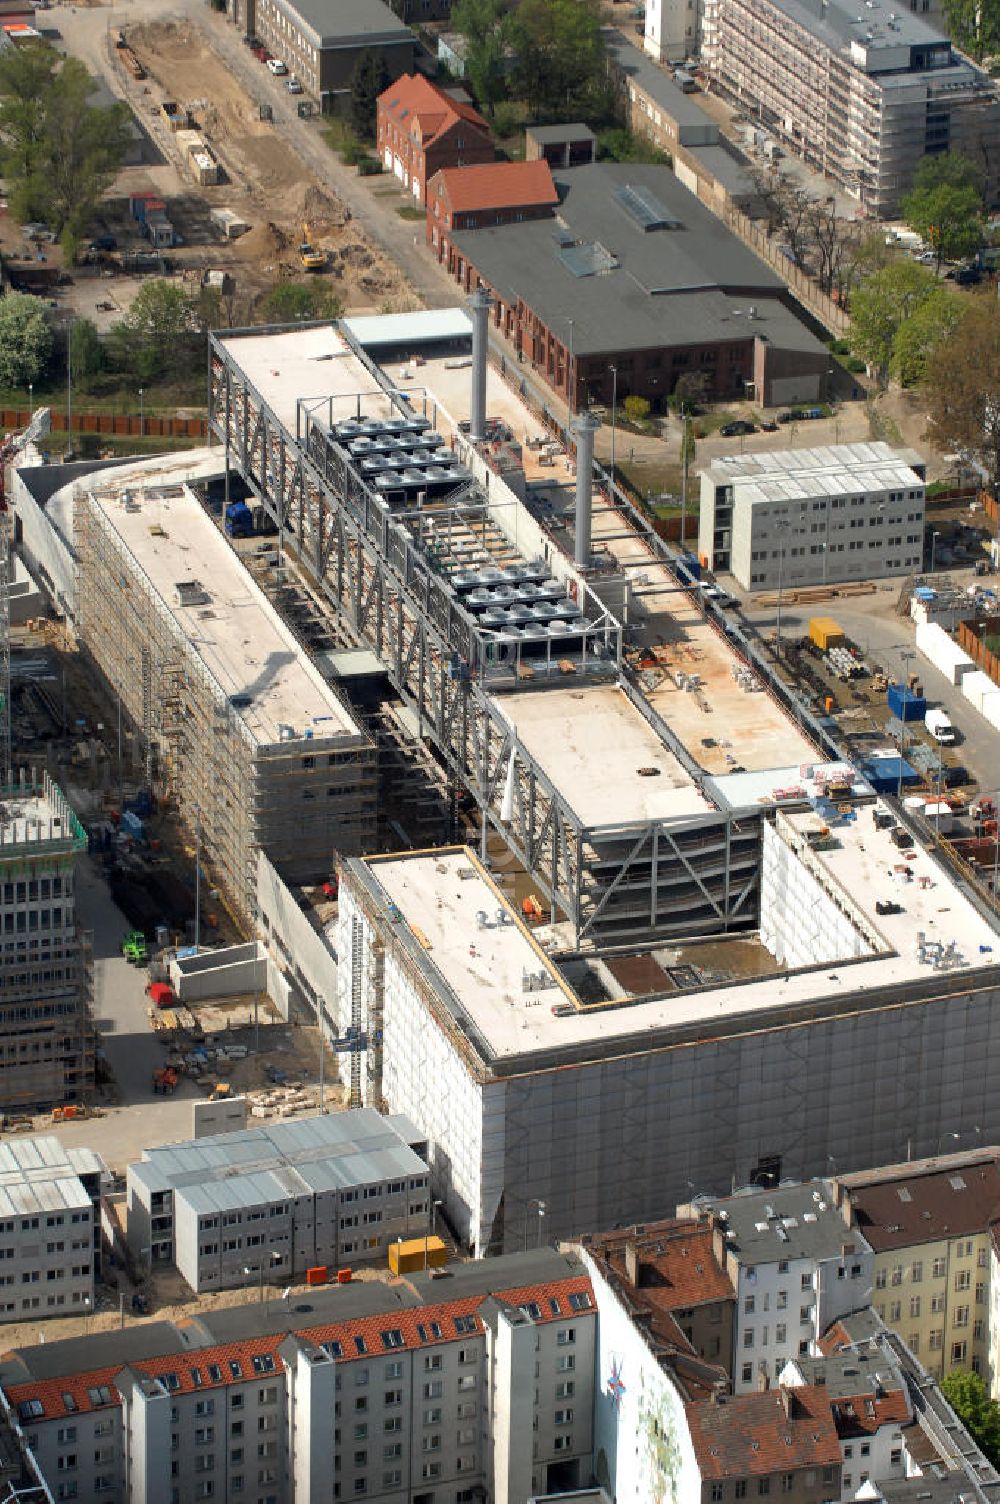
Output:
[
  {"xmin": 73, "ymin": 458, "xmax": 375, "ymax": 928},
  {"xmin": 202, "ymin": 311, "xmax": 1000, "ymax": 1257},
  {"xmin": 0, "ymin": 774, "xmax": 93, "ymax": 1111}
]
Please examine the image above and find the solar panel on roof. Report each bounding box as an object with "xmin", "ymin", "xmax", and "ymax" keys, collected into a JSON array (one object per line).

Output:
[{"xmin": 614, "ymin": 182, "xmax": 681, "ymax": 231}]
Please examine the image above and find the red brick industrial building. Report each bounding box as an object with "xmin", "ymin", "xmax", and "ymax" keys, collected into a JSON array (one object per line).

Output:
[
  {"xmin": 427, "ymin": 159, "xmax": 559, "ymax": 266},
  {"xmin": 376, "ymin": 74, "xmax": 493, "ymax": 204}
]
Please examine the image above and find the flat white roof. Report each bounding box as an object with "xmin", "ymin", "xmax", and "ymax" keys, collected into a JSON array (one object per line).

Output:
[
  {"xmin": 217, "ymin": 325, "xmax": 390, "ymax": 432},
  {"xmin": 355, "ymin": 813, "xmax": 998, "ymax": 1060},
  {"xmin": 702, "ymin": 442, "xmax": 925, "ymax": 506},
  {"xmin": 87, "ymin": 479, "xmax": 365, "ymax": 748},
  {"xmin": 0, "ymin": 1135, "xmax": 104, "ymax": 1219},
  {"xmin": 497, "ymin": 685, "xmax": 709, "ymax": 825},
  {"xmin": 343, "ymin": 309, "xmax": 472, "ymax": 348}
]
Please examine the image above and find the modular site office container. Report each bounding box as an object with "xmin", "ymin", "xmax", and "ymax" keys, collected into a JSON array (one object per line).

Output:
[
  {"xmin": 809, "ymin": 615, "xmax": 845, "ymax": 651},
  {"xmin": 915, "ymin": 620, "xmax": 976, "ymax": 686},
  {"xmin": 962, "ymin": 669, "xmax": 998, "ymax": 713},
  {"xmin": 887, "ymin": 683, "xmax": 926, "ymax": 722}
]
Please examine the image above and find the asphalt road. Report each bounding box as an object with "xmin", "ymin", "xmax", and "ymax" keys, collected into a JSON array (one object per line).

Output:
[{"xmin": 49, "ymin": 0, "xmax": 461, "ymax": 312}]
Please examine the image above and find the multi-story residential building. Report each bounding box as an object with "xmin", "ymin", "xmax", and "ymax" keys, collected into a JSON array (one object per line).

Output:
[
  {"xmin": 227, "ymin": 0, "xmax": 414, "ymax": 106},
  {"xmin": 833, "ymin": 1151, "xmax": 1000, "ymax": 1382},
  {"xmin": 779, "ymin": 1346, "xmax": 911, "ymax": 1499},
  {"xmin": 701, "ymin": 0, "xmax": 1000, "ymax": 216},
  {"xmin": 0, "ymin": 772, "xmax": 94, "ymax": 1111},
  {"xmin": 427, "ymin": 160, "xmax": 559, "ymax": 267},
  {"xmin": 686, "ymin": 1388, "xmax": 844, "ymax": 1503},
  {"xmin": 0, "ymin": 1135, "xmax": 108, "ymax": 1324},
  {"xmin": 0, "ymin": 1248, "xmax": 597, "ymax": 1504},
  {"xmin": 377, "ymin": 75, "xmax": 493, "ymax": 204},
  {"xmin": 584, "ymin": 1217, "xmax": 736, "ymax": 1373},
  {"xmin": 698, "ymin": 442, "xmax": 927, "ymax": 588},
  {"xmin": 126, "ymin": 1110, "xmax": 432, "ymax": 1293},
  {"xmin": 688, "ymin": 1183, "xmax": 873, "ymax": 1392}
]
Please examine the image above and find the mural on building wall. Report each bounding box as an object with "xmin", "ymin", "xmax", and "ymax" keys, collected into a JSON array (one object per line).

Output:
[{"xmin": 638, "ymin": 1380, "xmax": 682, "ymax": 1504}]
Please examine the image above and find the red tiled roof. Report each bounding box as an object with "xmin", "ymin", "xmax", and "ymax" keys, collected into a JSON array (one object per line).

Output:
[
  {"xmin": 841, "ymin": 1161, "xmax": 1000, "ymax": 1252},
  {"xmin": 378, "ymin": 75, "xmax": 488, "ymax": 146},
  {"xmin": 687, "ymin": 1387, "xmax": 842, "ymax": 1480},
  {"xmin": 831, "ymin": 1388, "xmax": 909, "ymax": 1438},
  {"xmin": 430, "ymin": 160, "xmax": 559, "ymax": 215},
  {"xmin": 589, "ymin": 1219, "xmax": 734, "ymax": 1309},
  {"xmin": 3, "ymin": 1273, "xmax": 593, "ymax": 1425}
]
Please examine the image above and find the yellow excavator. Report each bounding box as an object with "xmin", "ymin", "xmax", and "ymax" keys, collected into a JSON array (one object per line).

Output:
[{"xmin": 299, "ymin": 222, "xmax": 326, "ymax": 271}]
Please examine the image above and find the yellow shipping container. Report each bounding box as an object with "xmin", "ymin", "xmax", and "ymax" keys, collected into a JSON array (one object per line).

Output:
[
  {"xmin": 388, "ymin": 1235, "xmax": 447, "ymax": 1275},
  {"xmin": 809, "ymin": 615, "xmax": 845, "ymax": 651}
]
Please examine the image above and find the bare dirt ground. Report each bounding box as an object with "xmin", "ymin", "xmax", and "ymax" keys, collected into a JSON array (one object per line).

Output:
[{"xmin": 120, "ymin": 19, "xmax": 410, "ymax": 312}]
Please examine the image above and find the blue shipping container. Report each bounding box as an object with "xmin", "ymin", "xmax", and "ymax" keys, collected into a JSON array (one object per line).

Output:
[{"xmin": 887, "ymin": 683, "xmax": 927, "ymax": 722}]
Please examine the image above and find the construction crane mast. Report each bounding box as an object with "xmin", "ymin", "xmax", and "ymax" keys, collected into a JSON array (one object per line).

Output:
[{"xmin": 0, "ymin": 408, "xmax": 52, "ymax": 777}]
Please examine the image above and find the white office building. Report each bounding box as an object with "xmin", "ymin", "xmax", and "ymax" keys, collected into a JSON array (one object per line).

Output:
[
  {"xmin": 0, "ymin": 1134, "xmax": 108, "ymax": 1324},
  {"xmin": 698, "ymin": 442, "xmax": 927, "ymax": 591},
  {"xmin": 685, "ymin": 1182, "xmax": 874, "ymax": 1392},
  {"xmin": 126, "ymin": 1111, "xmax": 431, "ymax": 1293}
]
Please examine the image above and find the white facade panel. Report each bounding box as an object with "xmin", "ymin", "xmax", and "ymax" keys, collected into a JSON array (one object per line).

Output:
[{"xmin": 914, "ymin": 621, "xmax": 976, "ymax": 686}]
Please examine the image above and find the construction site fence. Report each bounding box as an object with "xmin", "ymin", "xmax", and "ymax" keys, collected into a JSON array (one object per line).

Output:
[{"xmin": 0, "ymin": 409, "xmax": 208, "ymax": 439}]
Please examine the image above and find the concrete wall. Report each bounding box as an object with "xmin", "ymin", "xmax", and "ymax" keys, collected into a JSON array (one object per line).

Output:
[
  {"xmin": 759, "ymin": 819, "xmax": 873, "ymax": 970},
  {"xmin": 169, "ymin": 941, "xmax": 267, "ymax": 1002},
  {"xmin": 13, "ymin": 470, "xmax": 77, "ymax": 619},
  {"xmin": 192, "ymin": 1096, "xmax": 248, "ymax": 1137},
  {"xmin": 256, "ymin": 852, "xmax": 337, "ymax": 1023}
]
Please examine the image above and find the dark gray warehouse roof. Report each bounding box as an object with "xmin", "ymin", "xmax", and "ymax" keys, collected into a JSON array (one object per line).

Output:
[{"xmin": 269, "ymin": 0, "xmax": 413, "ymax": 49}]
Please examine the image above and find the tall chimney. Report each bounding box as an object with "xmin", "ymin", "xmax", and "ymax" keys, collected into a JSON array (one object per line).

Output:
[
  {"xmin": 572, "ymin": 411, "xmax": 600, "ymax": 569},
  {"xmin": 468, "ymin": 287, "xmax": 493, "ymax": 443}
]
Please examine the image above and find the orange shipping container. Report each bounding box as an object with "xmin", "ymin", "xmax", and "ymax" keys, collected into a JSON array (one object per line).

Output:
[{"xmin": 306, "ymin": 1265, "xmax": 328, "ymax": 1286}]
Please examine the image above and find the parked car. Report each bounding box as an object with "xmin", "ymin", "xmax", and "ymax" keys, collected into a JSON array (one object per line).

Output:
[
  {"xmin": 760, "ymin": 420, "xmax": 779, "ymax": 431},
  {"xmin": 720, "ymin": 419, "xmax": 756, "ymax": 437},
  {"xmin": 88, "ymin": 234, "xmax": 117, "ymax": 252},
  {"xmin": 266, "ymin": 56, "xmax": 287, "ymax": 74},
  {"xmin": 287, "ymin": 76, "xmax": 303, "ymax": 93},
  {"xmin": 956, "ymin": 265, "xmax": 982, "ymax": 286}
]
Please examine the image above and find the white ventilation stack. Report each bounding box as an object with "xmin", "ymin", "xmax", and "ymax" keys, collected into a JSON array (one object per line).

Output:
[
  {"xmin": 572, "ymin": 412, "xmax": 601, "ymax": 569},
  {"xmin": 468, "ymin": 287, "xmax": 493, "ymax": 443}
]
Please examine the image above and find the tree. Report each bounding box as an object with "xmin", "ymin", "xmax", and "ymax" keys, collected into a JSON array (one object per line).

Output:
[
  {"xmin": 514, "ymin": 0, "xmax": 607, "ymax": 120},
  {"xmin": 890, "ymin": 285, "xmax": 964, "ymax": 387},
  {"xmin": 113, "ymin": 280, "xmax": 196, "ymax": 382},
  {"xmin": 672, "ymin": 371, "xmax": 711, "ymax": 412},
  {"xmin": 849, "ymin": 260, "xmax": 939, "ymax": 384},
  {"xmin": 924, "ymin": 294, "xmax": 1000, "ymax": 488},
  {"xmin": 911, "ymin": 151, "xmax": 984, "ymax": 197},
  {"xmin": 349, "ymin": 50, "xmax": 390, "ymax": 143},
  {"xmin": 622, "ymin": 395, "xmax": 650, "ymax": 424},
  {"xmin": 0, "ymin": 41, "xmax": 129, "ymax": 250},
  {"xmin": 450, "ymin": 0, "xmax": 518, "ymax": 116},
  {"xmin": 68, "ymin": 316, "xmax": 104, "ymax": 393},
  {"xmin": 937, "ymin": 0, "xmax": 1000, "ymax": 60},
  {"xmin": 940, "ymin": 1370, "xmax": 1000, "ymax": 1468},
  {"xmin": 261, "ymin": 281, "xmax": 345, "ymax": 324},
  {"xmin": 901, "ymin": 157, "xmax": 983, "ymax": 272},
  {"xmin": 0, "ymin": 292, "xmax": 52, "ymax": 388}
]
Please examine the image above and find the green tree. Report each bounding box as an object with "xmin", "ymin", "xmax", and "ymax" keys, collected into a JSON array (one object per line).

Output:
[
  {"xmin": 68, "ymin": 316, "xmax": 104, "ymax": 393},
  {"xmin": 940, "ymin": 1369, "xmax": 1000, "ymax": 1467},
  {"xmin": 515, "ymin": 0, "xmax": 607, "ymax": 119},
  {"xmin": 0, "ymin": 292, "xmax": 52, "ymax": 388},
  {"xmin": 901, "ymin": 163, "xmax": 983, "ymax": 272},
  {"xmin": 849, "ymin": 260, "xmax": 939, "ymax": 384},
  {"xmin": 622, "ymin": 394, "xmax": 650, "ymax": 424},
  {"xmin": 113, "ymin": 280, "xmax": 195, "ymax": 382},
  {"xmin": 0, "ymin": 41, "xmax": 129, "ymax": 249},
  {"xmin": 938, "ymin": 0, "xmax": 1000, "ymax": 59},
  {"xmin": 349, "ymin": 50, "xmax": 391, "ymax": 143},
  {"xmin": 890, "ymin": 285, "xmax": 964, "ymax": 387},
  {"xmin": 261, "ymin": 281, "xmax": 345, "ymax": 324},
  {"xmin": 450, "ymin": 0, "xmax": 518, "ymax": 116},
  {"xmin": 924, "ymin": 294, "xmax": 1000, "ymax": 487}
]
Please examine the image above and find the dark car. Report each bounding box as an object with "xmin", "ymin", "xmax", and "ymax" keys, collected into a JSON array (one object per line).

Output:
[
  {"xmin": 720, "ymin": 420, "xmax": 755, "ymax": 437},
  {"xmin": 89, "ymin": 234, "xmax": 117, "ymax": 252},
  {"xmin": 942, "ymin": 765, "xmax": 973, "ymax": 789},
  {"xmin": 956, "ymin": 265, "xmax": 982, "ymax": 286},
  {"xmin": 760, "ymin": 420, "xmax": 779, "ymax": 431}
]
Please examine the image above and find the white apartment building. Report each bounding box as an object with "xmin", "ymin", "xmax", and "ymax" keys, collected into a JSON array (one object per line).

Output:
[
  {"xmin": 0, "ymin": 1248, "xmax": 597, "ymax": 1504},
  {"xmin": 779, "ymin": 1346, "xmax": 911, "ymax": 1499},
  {"xmin": 688, "ymin": 1182, "xmax": 874, "ymax": 1392},
  {"xmin": 126, "ymin": 1111, "xmax": 431, "ymax": 1293},
  {"xmin": 698, "ymin": 442, "xmax": 926, "ymax": 591},
  {"xmin": 0, "ymin": 773, "xmax": 94, "ymax": 1111},
  {"xmin": 701, "ymin": 0, "xmax": 1000, "ymax": 216},
  {"xmin": 644, "ymin": 0, "xmax": 699, "ymax": 64},
  {"xmin": 0, "ymin": 1135, "xmax": 108, "ymax": 1324}
]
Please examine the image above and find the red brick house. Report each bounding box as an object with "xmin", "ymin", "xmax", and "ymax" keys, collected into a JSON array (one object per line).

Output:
[
  {"xmin": 427, "ymin": 159, "xmax": 559, "ymax": 265},
  {"xmin": 376, "ymin": 74, "xmax": 493, "ymax": 205}
]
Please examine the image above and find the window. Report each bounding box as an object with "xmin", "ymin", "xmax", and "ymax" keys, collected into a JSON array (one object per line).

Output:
[
  {"xmin": 556, "ymin": 1328, "xmax": 575, "ymax": 1347},
  {"xmin": 875, "ymin": 1269, "xmax": 887, "ymax": 1290},
  {"xmin": 745, "ymin": 1295, "xmax": 756, "ymax": 1315},
  {"xmin": 933, "ymin": 1258, "xmax": 946, "ymax": 1278},
  {"xmin": 956, "ymin": 1270, "xmax": 971, "ymax": 1292},
  {"xmin": 953, "ymin": 1340, "xmax": 968, "ymax": 1364}
]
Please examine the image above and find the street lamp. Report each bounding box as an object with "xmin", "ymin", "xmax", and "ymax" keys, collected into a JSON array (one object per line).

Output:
[
  {"xmin": 931, "ymin": 530, "xmax": 941, "ymax": 573},
  {"xmin": 936, "ymin": 1131, "xmax": 960, "ymax": 1157},
  {"xmin": 424, "ymin": 1199, "xmax": 443, "ymax": 1271},
  {"xmin": 897, "ymin": 648, "xmax": 915, "ymax": 799},
  {"xmin": 139, "ymin": 387, "xmax": 144, "ymax": 438},
  {"xmin": 609, "ymin": 364, "xmax": 618, "ymax": 484},
  {"xmin": 27, "ymin": 381, "xmax": 32, "ymax": 416},
  {"xmin": 524, "ymin": 1197, "xmax": 546, "ymax": 1251},
  {"xmin": 565, "ymin": 319, "xmax": 574, "ymax": 434},
  {"xmin": 774, "ymin": 524, "xmax": 788, "ymax": 660}
]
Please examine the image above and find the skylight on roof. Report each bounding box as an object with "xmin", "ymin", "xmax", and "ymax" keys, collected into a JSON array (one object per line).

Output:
[
  {"xmin": 950, "ymin": 1174, "xmax": 967, "ymax": 1190},
  {"xmin": 897, "ymin": 1187, "xmax": 912, "ymax": 1202},
  {"xmin": 614, "ymin": 181, "xmax": 681, "ymax": 232}
]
